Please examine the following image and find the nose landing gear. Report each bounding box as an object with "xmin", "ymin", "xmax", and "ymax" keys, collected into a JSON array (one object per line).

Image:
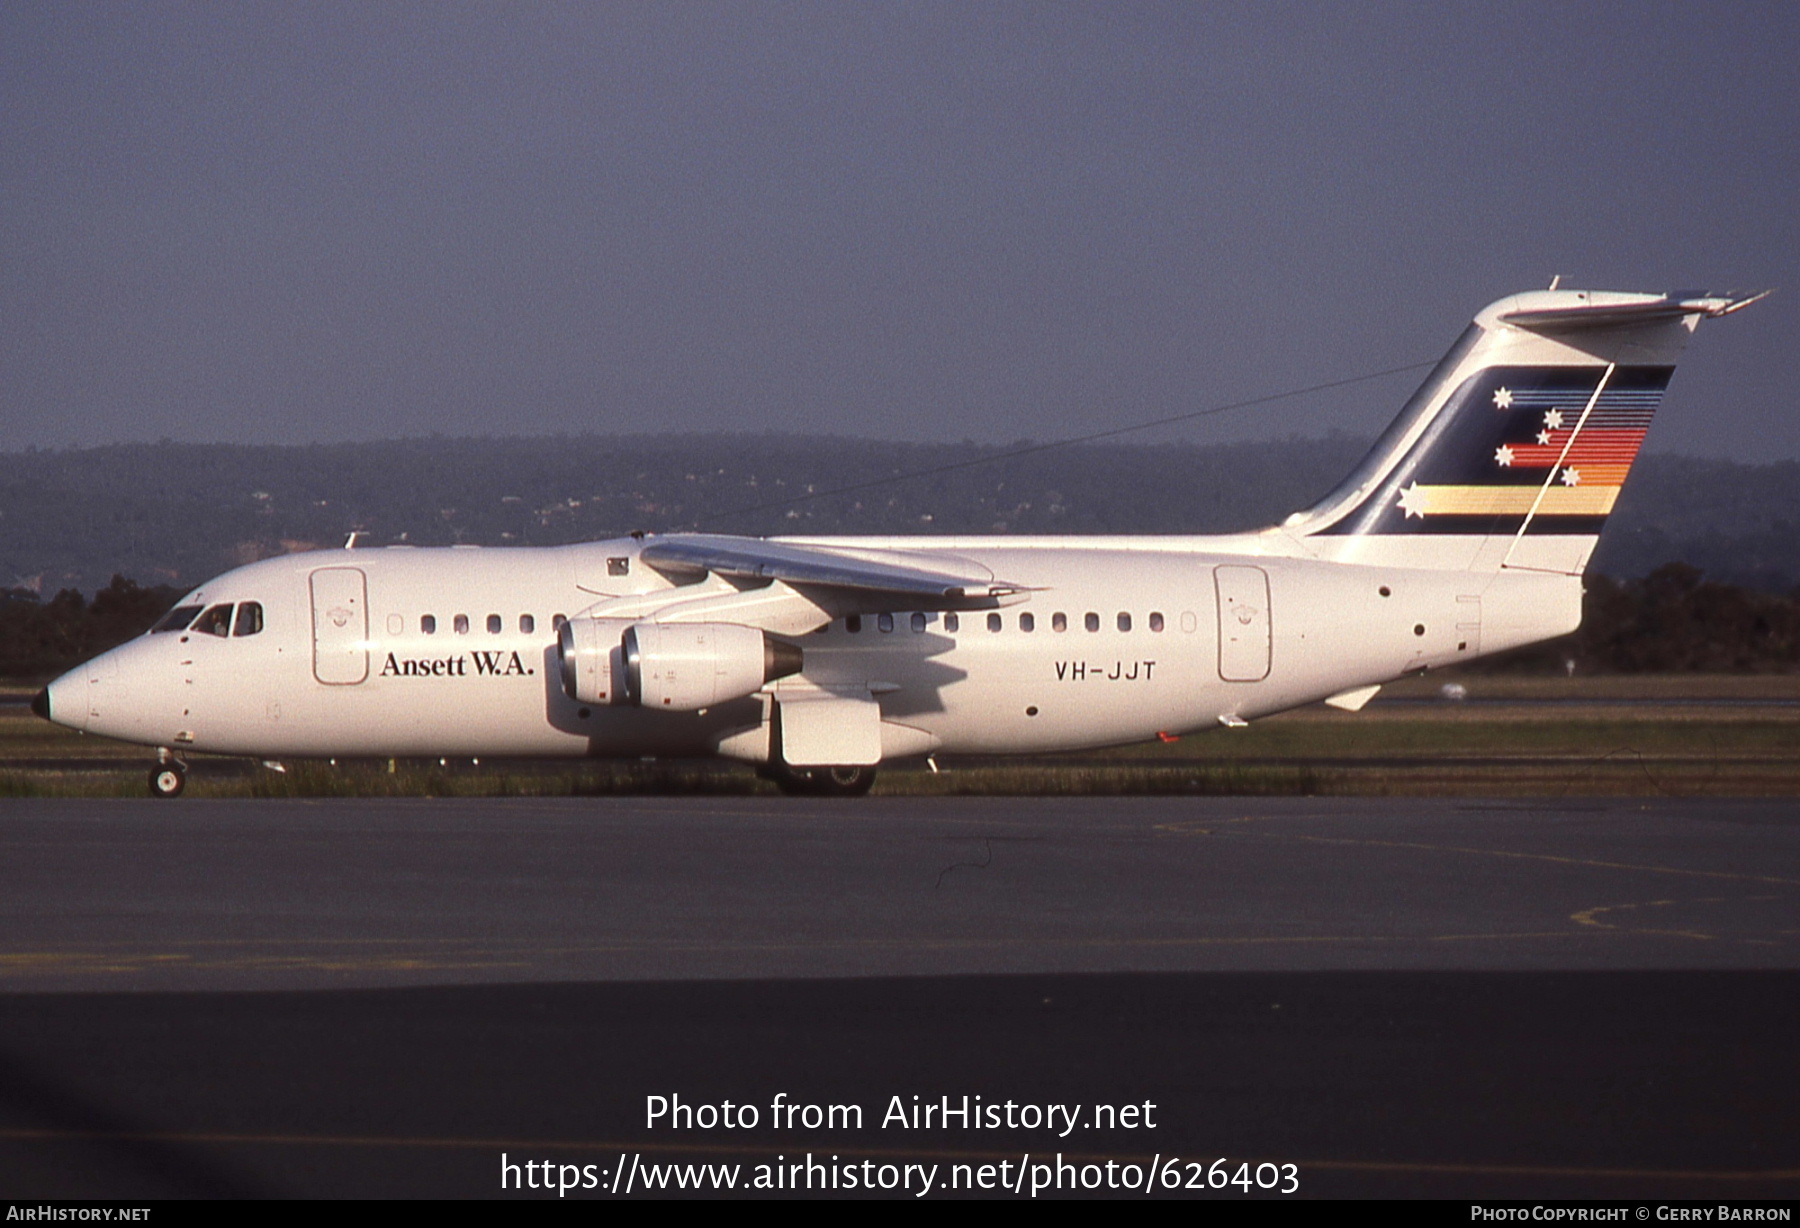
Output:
[{"xmin": 149, "ymin": 750, "xmax": 187, "ymax": 799}]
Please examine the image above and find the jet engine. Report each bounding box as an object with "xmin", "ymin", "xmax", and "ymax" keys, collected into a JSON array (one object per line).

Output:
[
  {"xmin": 623, "ymin": 621, "xmax": 803, "ymax": 710},
  {"xmin": 558, "ymin": 617, "xmax": 637, "ymax": 706},
  {"xmin": 558, "ymin": 617, "xmax": 803, "ymax": 711}
]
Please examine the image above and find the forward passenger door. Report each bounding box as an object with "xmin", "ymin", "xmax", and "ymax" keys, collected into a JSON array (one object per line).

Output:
[{"xmin": 310, "ymin": 567, "xmax": 370, "ymax": 685}]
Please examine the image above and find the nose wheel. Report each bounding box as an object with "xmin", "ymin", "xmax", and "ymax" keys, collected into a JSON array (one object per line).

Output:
[{"xmin": 148, "ymin": 760, "xmax": 187, "ymax": 799}]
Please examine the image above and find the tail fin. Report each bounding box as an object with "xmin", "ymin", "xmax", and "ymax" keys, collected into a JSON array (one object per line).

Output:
[{"xmin": 1287, "ymin": 288, "xmax": 1766, "ymax": 574}]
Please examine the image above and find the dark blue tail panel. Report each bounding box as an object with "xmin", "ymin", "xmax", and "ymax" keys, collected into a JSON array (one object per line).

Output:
[{"xmin": 1317, "ymin": 365, "xmax": 1672, "ymax": 537}]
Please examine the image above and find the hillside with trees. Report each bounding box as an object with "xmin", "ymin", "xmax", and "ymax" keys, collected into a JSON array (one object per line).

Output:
[
  {"xmin": 1, "ymin": 436, "xmax": 1795, "ymax": 680},
  {"xmin": 2, "ymin": 435, "xmax": 1795, "ymax": 597}
]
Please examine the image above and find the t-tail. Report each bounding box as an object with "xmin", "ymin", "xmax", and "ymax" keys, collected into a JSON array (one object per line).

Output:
[{"xmin": 1284, "ymin": 287, "xmax": 1768, "ymax": 575}]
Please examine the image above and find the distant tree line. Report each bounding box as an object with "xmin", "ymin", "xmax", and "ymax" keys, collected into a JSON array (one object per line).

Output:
[
  {"xmin": 1, "ymin": 576, "xmax": 183, "ymax": 680},
  {"xmin": 1479, "ymin": 564, "xmax": 1800, "ymax": 674},
  {"xmin": 3, "ymin": 436, "xmax": 1797, "ymax": 596},
  {"xmin": 4, "ymin": 564, "xmax": 1793, "ymax": 682}
]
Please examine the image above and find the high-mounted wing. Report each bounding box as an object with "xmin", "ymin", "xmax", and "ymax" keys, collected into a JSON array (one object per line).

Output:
[
  {"xmin": 571, "ymin": 533, "xmax": 1029, "ymax": 638},
  {"xmin": 639, "ymin": 533, "xmax": 1024, "ymax": 601}
]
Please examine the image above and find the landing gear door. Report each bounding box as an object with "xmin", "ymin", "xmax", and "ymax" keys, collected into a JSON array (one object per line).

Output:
[
  {"xmin": 1215, "ymin": 565, "xmax": 1272, "ymax": 682},
  {"xmin": 310, "ymin": 567, "xmax": 370, "ymax": 685},
  {"xmin": 777, "ymin": 689, "xmax": 882, "ymax": 767}
]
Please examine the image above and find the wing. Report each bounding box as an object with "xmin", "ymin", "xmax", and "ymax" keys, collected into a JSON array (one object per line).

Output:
[
  {"xmin": 580, "ymin": 533, "xmax": 1028, "ymax": 636},
  {"xmin": 640, "ymin": 533, "xmax": 1022, "ymax": 600}
]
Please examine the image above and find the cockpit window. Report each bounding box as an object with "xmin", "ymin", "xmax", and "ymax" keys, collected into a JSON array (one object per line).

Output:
[
  {"xmin": 192, "ymin": 604, "xmax": 233, "ymax": 637},
  {"xmin": 152, "ymin": 604, "xmax": 205, "ymax": 633},
  {"xmin": 233, "ymin": 602, "xmax": 264, "ymax": 637}
]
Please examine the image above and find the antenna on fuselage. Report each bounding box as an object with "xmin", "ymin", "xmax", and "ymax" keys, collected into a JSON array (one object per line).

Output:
[{"xmin": 343, "ymin": 531, "xmax": 364, "ymax": 549}]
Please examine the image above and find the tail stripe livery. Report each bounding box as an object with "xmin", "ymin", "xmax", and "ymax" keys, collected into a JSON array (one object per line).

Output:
[
  {"xmin": 1290, "ymin": 289, "xmax": 1762, "ymax": 573},
  {"xmin": 1321, "ymin": 362, "xmax": 1673, "ymax": 536},
  {"xmin": 1505, "ymin": 360, "xmax": 1615, "ymax": 555}
]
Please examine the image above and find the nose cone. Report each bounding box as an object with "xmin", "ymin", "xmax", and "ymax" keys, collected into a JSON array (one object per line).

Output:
[{"xmin": 38, "ymin": 667, "xmax": 89, "ymax": 732}]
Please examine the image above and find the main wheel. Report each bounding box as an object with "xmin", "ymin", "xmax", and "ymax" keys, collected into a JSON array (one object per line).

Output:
[
  {"xmin": 148, "ymin": 764, "xmax": 187, "ymax": 799},
  {"xmin": 812, "ymin": 764, "xmax": 877, "ymax": 796},
  {"xmin": 767, "ymin": 762, "xmax": 876, "ymax": 797}
]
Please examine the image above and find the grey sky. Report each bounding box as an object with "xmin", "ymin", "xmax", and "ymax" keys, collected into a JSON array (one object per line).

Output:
[{"xmin": 4, "ymin": 2, "xmax": 1794, "ymax": 458}]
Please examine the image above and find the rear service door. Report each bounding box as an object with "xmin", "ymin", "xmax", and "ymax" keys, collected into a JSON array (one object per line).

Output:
[
  {"xmin": 310, "ymin": 567, "xmax": 370, "ymax": 685},
  {"xmin": 1214, "ymin": 565, "xmax": 1271, "ymax": 682}
]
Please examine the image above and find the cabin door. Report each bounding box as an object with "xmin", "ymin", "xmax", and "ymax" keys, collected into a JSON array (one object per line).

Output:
[{"xmin": 310, "ymin": 567, "xmax": 370, "ymax": 685}]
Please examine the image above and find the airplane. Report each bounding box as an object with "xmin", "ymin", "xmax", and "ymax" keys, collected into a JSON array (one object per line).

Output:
[{"xmin": 31, "ymin": 286, "xmax": 1765, "ymax": 797}]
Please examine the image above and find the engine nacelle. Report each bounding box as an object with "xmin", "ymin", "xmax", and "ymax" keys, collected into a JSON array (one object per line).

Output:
[
  {"xmin": 558, "ymin": 617, "xmax": 637, "ymax": 706},
  {"xmin": 623, "ymin": 621, "xmax": 803, "ymax": 711}
]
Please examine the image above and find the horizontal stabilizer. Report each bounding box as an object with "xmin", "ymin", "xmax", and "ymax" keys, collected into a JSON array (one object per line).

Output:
[{"xmin": 1499, "ymin": 289, "xmax": 1770, "ymax": 331}]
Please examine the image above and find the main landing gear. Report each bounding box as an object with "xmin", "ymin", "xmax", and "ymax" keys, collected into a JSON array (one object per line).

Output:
[
  {"xmin": 760, "ymin": 761, "xmax": 878, "ymax": 797},
  {"xmin": 148, "ymin": 751, "xmax": 187, "ymax": 799}
]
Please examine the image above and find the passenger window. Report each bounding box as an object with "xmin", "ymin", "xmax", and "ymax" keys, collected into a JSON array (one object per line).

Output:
[
  {"xmin": 422, "ymin": 614, "xmax": 437, "ymax": 635},
  {"xmin": 1020, "ymin": 612, "xmax": 1035, "ymax": 632},
  {"xmin": 1118, "ymin": 612, "xmax": 1132, "ymax": 632},
  {"xmin": 1085, "ymin": 612, "xmax": 1100, "ymax": 633},
  {"xmin": 154, "ymin": 604, "xmax": 204, "ymax": 633},
  {"xmin": 386, "ymin": 613, "xmax": 403, "ymax": 636},
  {"xmin": 878, "ymin": 613, "xmax": 894, "ymax": 633},
  {"xmin": 911, "ymin": 612, "xmax": 927, "ymax": 633},
  {"xmin": 487, "ymin": 614, "xmax": 502, "ymax": 634},
  {"xmin": 233, "ymin": 602, "xmax": 264, "ymax": 637},
  {"xmin": 1052, "ymin": 612, "xmax": 1067, "ymax": 633},
  {"xmin": 553, "ymin": 614, "xmax": 567, "ymax": 629},
  {"xmin": 1149, "ymin": 612, "xmax": 1165, "ymax": 632},
  {"xmin": 846, "ymin": 615, "xmax": 862, "ymax": 634},
  {"xmin": 520, "ymin": 614, "xmax": 535, "ymax": 634},
  {"xmin": 944, "ymin": 613, "xmax": 959, "ymax": 633},
  {"xmin": 193, "ymin": 604, "xmax": 233, "ymax": 637},
  {"xmin": 454, "ymin": 614, "xmax": 470, "ymax": 634},
  {"xmin": 987, "ymin": 613, "xmax": 1002, "ymax": 632},
  {"xmin": 1181, "ymin": 611, "xmax": 1198, "ymax": 633}
]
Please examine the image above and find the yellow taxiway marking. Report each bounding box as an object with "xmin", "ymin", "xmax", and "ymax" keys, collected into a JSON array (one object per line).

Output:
[
  {"xmin": 1156, "ymin": 820, "xmax": 1800, "ymax": 888},
  {"xmin": 1568, "ymin": 896, "xmax": 1783, "ymax": 942}
]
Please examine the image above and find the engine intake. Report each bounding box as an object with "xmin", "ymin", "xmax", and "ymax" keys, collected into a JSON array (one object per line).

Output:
[{"xmin": 558, "ymin": 617, "xmax": 637, "ymax": 706}]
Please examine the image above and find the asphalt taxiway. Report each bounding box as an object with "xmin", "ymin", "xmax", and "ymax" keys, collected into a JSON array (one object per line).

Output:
[{"xmin": 1, "ymin": 796, "xmax": 1795, "ymax": 1198}]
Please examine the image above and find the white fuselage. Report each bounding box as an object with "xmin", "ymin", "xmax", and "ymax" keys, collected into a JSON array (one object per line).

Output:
[{"xmin": 48, "ymin": 533, "xmax": 1579, "ymax": 763}]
